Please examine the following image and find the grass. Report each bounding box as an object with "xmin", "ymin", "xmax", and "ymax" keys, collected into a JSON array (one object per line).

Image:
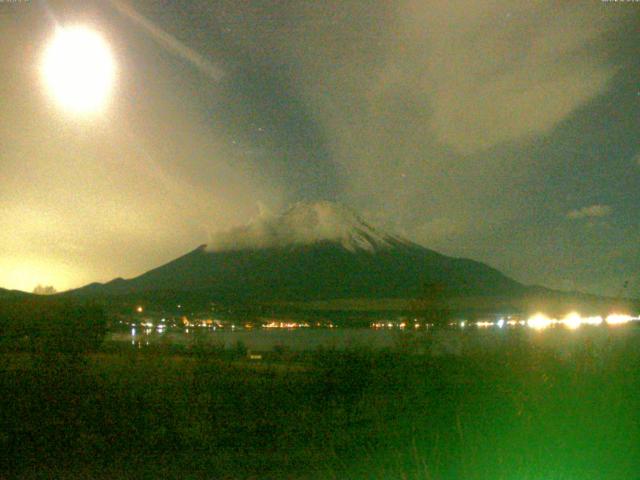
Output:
[{"xmin": 1, "ymin": 330, "xmax": 639, "ymax": 479}]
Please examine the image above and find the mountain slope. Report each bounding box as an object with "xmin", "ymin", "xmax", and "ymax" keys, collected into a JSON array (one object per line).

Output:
[
  {"xmin": 68, "ymin": 202, "xmax": 524, "ymax": 302},
  {"xmin": 0, "ymin": 288, "xmax": 30, "ymax": 299}
]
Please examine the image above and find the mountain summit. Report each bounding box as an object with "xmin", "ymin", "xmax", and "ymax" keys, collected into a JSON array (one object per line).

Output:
[
  {"xmin": 69, "ymin": 201, "xmax": 523, "ymax": 302},
  {"xmin": 207, "ymin": 201, "xmax": 407, "ymax": 253}
]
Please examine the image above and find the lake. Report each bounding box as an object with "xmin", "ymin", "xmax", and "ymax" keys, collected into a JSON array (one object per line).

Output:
[{"xmin": 109, "ymin": 322, "xmax": 640, "ymax": 355}]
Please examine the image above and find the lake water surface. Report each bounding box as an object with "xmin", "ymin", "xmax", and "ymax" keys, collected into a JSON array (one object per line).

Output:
[{"xmin": 109, "ymin": 324, "xmax": 640, "ymax": 355}]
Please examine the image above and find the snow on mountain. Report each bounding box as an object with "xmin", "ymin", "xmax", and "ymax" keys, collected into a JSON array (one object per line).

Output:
[
  {"xmin": 66, "ymin": 201, "xmax": 529, "ymax": 302},
  {"xmin": 206, "ymin": 201, "xmax": 407, "ymax": 253}
]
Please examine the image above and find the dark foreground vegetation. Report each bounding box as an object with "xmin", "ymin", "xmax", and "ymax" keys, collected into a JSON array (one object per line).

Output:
[{"xmin": 1, "ymin": 301, "xmax": 639, "ymax": 479}]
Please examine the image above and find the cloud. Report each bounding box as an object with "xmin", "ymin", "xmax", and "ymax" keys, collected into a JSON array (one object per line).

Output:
[
  {"xmin": 567, "ymin": 204, "xmax": 613, "ymax": 219},
  {"xmin": 3, "ymin": 0, "xmax": 635, "ymax": 296},
  {"xmin": 141, "ymin": 1, "xmax": 633, "ymax": 245},
  {"xmin": 207, "ymin": 202, "xmax": 388, "ymax": 252},
  {"xmin": 399, "ymin": 1, "xmax": 621, "ymax": 154},
  {"xmin": 285, "ymin": 1, "xmax": 627, "ymax": 160},
  {"xmin": 253, "ymin": 0, "xmax": 632, "ymax": 246}
]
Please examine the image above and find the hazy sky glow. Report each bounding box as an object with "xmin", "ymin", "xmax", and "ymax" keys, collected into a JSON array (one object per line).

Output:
[{"xmin": 0, "ymin": 0, "xmax": 638, "ymax": 296}]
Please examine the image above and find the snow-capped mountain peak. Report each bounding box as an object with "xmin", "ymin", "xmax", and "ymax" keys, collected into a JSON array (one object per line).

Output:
[{"xmin": 207, "ymin": 201, "xmax": 403, "ymax": 253}]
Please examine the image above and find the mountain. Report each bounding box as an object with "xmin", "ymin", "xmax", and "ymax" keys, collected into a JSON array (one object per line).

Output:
[
  {"xmin": 68, "ymin": 202, "xmax": 526, "ymax": 306},
  {"xmin": 0, "ymin": 288, "xmax": 29, "ymax": 299}
]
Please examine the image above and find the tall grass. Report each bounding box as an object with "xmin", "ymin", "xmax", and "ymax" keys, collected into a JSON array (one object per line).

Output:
[{"xmin": 1, "ymin": 331, "xmax": 639, "ymax": 479}]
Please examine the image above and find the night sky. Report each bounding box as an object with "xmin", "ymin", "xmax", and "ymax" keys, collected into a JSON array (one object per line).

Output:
[{"xmin": 1, "ymin": 0, "xmax": 638, "ymax": 296}]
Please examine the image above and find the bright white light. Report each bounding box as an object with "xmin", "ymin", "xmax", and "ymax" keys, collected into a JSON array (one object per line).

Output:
[
  {"xmin": 42, "ymin": 26, "xmax": 116, "ymax": 114},
  {"xmin": 606, "ymin": 314, "xmax": 634, "ymax": 325},
  {"xmin": 496, "ymin": 318, "xmax": 505, "ymax": 328},
  {"xmin": 527, "ymin": 313, "xmax": 554, "ymax": 330},
  {"xmin": 582, "ymin": 316, "xmax": 603, "ymax": 326},
  {"xmin": 561, "ymin": 312, "xmax": 582, "ymax": 330}
]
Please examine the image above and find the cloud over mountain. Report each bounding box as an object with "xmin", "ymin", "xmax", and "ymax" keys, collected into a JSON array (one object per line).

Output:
[{"xmin": 207, "ymin": 201, "xmax": 399, "ymax": 253}]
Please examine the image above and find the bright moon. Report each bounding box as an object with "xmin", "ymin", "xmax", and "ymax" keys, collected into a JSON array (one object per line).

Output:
[{"xmin": 42, "ymin": 26, "xmax": 116, "ymax": 114}]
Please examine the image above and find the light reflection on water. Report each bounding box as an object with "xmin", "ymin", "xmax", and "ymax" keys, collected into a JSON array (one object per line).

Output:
[{"xmin": 111, "ymin": 323, "xmax": 640, "ymax": 355}]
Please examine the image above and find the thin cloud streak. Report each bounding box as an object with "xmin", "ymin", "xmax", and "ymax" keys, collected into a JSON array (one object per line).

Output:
[{"xmin": 108, "ymin": 0, "xmax": 224, "ymax": 82}]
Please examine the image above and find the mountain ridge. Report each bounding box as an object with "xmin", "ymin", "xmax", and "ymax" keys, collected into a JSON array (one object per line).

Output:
[{"xmin": 66, "ymin": 202, "xmax": 525, "ymax": 303}]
